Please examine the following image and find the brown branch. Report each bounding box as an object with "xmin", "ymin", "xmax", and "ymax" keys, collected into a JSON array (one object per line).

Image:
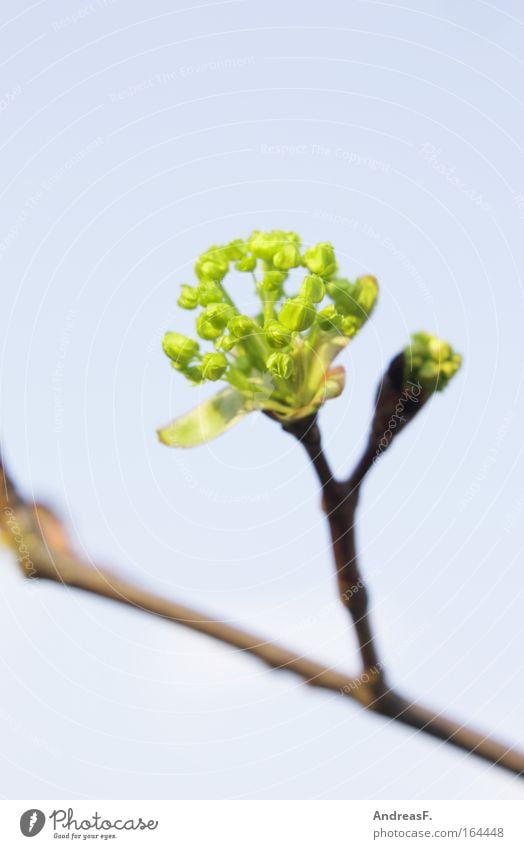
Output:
[
  {"xmin": 280, "ymin": 413, "xmax": 383, "ymax": 679},
  {"xmin": 1, "ymin": 439, "xmax": 524, "ymax": 777},
  {"xmin": 277, "ymin": 354, "xmax": 524, "ymax": 778}
]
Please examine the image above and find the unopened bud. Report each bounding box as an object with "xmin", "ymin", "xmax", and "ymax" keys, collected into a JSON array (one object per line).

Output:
[
  {"xmin": 405, "ymin": 332, "xmax": 462, "ymax": 392},
  {"xmin": 300, "ymin": 274, "xmax": 325, "ymax": 303},
  {"xmin": 302, "ymin": 242, "xmax": 337, "ymax": 278},
  {"xmin": 279, "ymin": 297, "xmax": 316, "ymax": 332},
  {"xmin": 266, "ymin": 351, "xmax": 294, "ymax": 380},
  {"xmin": 235, "ymin": 254, "xmax": 257, "ymax": 272},
  {"xmin": 197, "ymin": 280, "xmax": 224, "ymax": 306},
  {"xmin": 273, "ymin": 243, "xmax": 301, "ymax": 270},
  {"xmin": 264, "ymin": 320, "xmax": 291, "ymax": 348},
  {"xmin": 260, "ymin": 270, "xmax": 286, "ymax": 292},
  {"xmin": 201, "ymin": 352, "xmax": 228, "ymax": 381},
  {"xmin": 195, "ymin": 247, "xmax": 229, "ymax": 282},
  {"xmin": 196, "ymin": 304, "xmax": 234, "ymax": 340},
  {"xmin": 228, "ymin": 315, "xmax": 256, "ymax": 338},
  {"xmin": 162, "ymin": 331, "xmax": 199, "ymax": 365},
  {"xmin": 317, "ymin": 305, "xmax": 343, "ymax": 332},
  {"xmin": 341, "ymin": 315, "xmax": 361, "ymax": 337},
  {"xmin": 177, "ymin": 285, "xmax": 199, "ymax": 310}
]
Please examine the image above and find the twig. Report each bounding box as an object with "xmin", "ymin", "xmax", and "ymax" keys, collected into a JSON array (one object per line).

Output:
[{"xmin": 1, "ymin": 461, "xmax": 524, "ymax": 776}]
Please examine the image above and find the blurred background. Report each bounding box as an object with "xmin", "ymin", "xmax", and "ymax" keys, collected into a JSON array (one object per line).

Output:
[{"xmin": 0, "ymin": 0, "xmax": 523, "ymax": 800}]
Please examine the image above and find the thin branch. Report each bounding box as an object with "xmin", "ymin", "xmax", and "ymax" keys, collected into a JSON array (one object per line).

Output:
[
  {"xmin": 281, "ymin": 414, "xmax": 383, "ymax": 678},
  {"xmin": 1, "ymin": 464, "xmax": 523, "ymax": 776},
  {"xmin": 4, "ymin": 466, "xmax": 524, "ymax": 776}
]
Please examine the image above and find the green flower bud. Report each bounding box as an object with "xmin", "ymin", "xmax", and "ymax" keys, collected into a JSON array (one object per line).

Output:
[
  {"xmin": 303, "ymin": 242, "xmax": 337, "ymax": 278},
  {"xmin": 228, "ymin": 315, "xmax": 256, "ymax": 338},
  {"xmin": 317, "ymin": 305, "xmax": 343, "ymax": 332},
  {"xmin": 201, "ymin": 352, "xmax": 228, "ymax": 381},
  {"xmin": 162, "ymin": 331, "xmax": 199, "ymax": 365},
  {"xmin": 195, "ymin": 246, "xmax": 229, "ymax": 282},
  {"xmin": 197, "ymin": 280, "xmax": 224, "ymax": 306},
  {"xmin": 279, "ymin": 297, "xmax": 316, "ymax": 332},
  {"xmin": 223, "ymin": 239, "xmax": 247, "ymax": 261},
  {"xmin": 248, "ymin": 230, "xmax": 300, "ymax": 262},
  {"xmin": 405, "ymin": 332, "xmax": 462, "ymax": 392},
  {"xmin": 341, "ymin": 315, "xmax": 361, "ymax": 338},
  {"xmin": 235, "ymin": 254, "xmax": 257, "ymax": 272},
  {"xmin": 273, "ymin": 243, "xmax": 301, "ymax": 270},
  {"xmin": 260, "ymin": 270, "xmax": 286, "ymax": 292},
  {"xmin": 216, "ymin": 334, "xmax": 236, "ymax": 352},
  {"xmin": 264, "ymin": 320, "xmax": 292, "ymax": 348},
  {"xmin": 428, "ymin": 337, "xmax": 452, "ymax": 362},
  {"xmin": 266, "ymin": 351, "xmax": 294, "ymax": 380},
  {"xmin": 177, "ymin": 285, "xmax": 199, "ymax": 310},
  {"xmin": 300, "ymin": 274, "xmax": 325, "ymax": 303},
  {"xmin": 196, "ymin": 304, "xmax": 234, "ymax": 340}
]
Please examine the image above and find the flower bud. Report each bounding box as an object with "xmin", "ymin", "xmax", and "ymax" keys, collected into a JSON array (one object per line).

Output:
[
  {"xmin": 177, "ymin": 285, "xmax": 199, "ymax": 310},
  {"xmin": 216, "ymin": 334, "xmax": 236, "ymax": 352},
  {"xmin": 224, "ymin": 239, "xmax": 247, "ymax": 261},
  {"xmin": 196, "ymin": 304, "xmax": 234, "ymax": 340},
  {"xmin": 195, "ymin": 247, "xmax": 229, "ymax": 282},
  {"xmin": 235, "ymin": 254, "xmax": 257, "ymax": 272},
  {"xmin": 341, "ymin": 315, "xmax": 361, "ymax": 338},
  {"xmin": 260, "ymin": 270, "xmax": 286, "ymax": 292},
  {"xmin": 264, "ymin": 320, "xmax": 292, "ymax": 348},
  {"xmin": 303, "ymin": 242, "xmax": 336, "ymax": 278},
  {"xmin": 273, "ymin": 243, "xmax": 301, "ymax": 270},
  {"xmin": 405, "ymin": 332, "xmax": 462, "ymax": 392},
  {"xmin": 201, "ymin": 352, "xmax": 228, "ymax": 381},
  {"xmin": 279, "ymin": 297, "xmax": 316, "ymax": 332},
  {"xmin": 197, "ymin": 280, "xmax": 224, "ymax": 306},
  {"xmin": 247, "ymin": 230, "xmax": 280, "ymax": 261},
  {"xmin": 300, "ymin": 274, "xmax": 325, "ymax": 303},
  {"xmin": 266, "ymin": 351, "xmax": 294, "ymax": 380},
  {"xmin": 162, "ymin": 331, "xmax": 199, "ymax": 365},
  {"xmin": 317, "ymin": 305, "xmax": 343, "ymax": 332},
  {"xmin": 228, "ymin": 315, "xmax": 256, "ymax": 339}
]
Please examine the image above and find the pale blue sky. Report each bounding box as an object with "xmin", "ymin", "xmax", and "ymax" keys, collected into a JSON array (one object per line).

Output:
[{"xmin": 0, "ymin": 0, "xmax": 523, "ymax": 799}]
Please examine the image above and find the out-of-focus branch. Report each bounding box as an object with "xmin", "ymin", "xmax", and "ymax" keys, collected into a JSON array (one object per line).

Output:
[{"xmin": 1, "ymin": 460, "xmax": 524, "ymax": 776}]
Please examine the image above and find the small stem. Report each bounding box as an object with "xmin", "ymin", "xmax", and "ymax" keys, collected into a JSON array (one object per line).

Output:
[{"xmin": 280, "ymin": 415, "xmax": 384, "ymax": 681}]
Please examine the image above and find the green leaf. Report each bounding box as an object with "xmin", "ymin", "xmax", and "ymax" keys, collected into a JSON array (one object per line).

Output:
[{"xmin": 158, "ymin": 388, "xmax": 249, "ymax": 447}]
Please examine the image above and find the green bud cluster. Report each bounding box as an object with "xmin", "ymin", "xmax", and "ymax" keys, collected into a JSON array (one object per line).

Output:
[
  {"xmin": 405, "ymin": 332, "xmax": 462, "ymax": 392},
  {"xmin": 162, "ymin": 230, "xmax": 380, "ymax": 413}
]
